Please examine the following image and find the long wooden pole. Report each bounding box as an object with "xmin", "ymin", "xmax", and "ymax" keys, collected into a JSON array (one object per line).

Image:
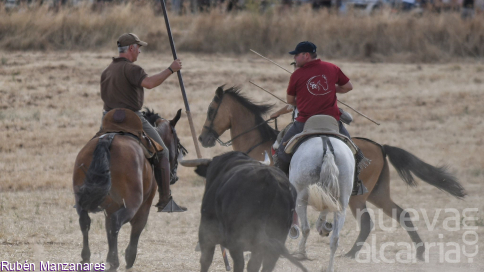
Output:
[
  {"xmin": 250, "ymin": 49, "xmax": 380, "ymax": 126},
  {"xmin": 160, "ymin": 1, "xmax": 202, "ymax": 158},
  {"xmin": 159, "ymin": 2, "xmax": 231, "ymax": 271},
  {"xmin": 249, "ymin": 81, "xmax": 287, "ymax": 104}
]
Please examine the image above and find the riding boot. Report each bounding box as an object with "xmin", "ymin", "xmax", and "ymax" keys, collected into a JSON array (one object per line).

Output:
[
  {"xmin": 352, "ymin": 152, "xmax": 369, "ymax": 196},
  {"xmin": 273, "ymin": 154, "xmax": 290, "ymax": 177},
  {"xmin": 153, "ymin": 153, "xmax": 186, "ymax": 212}
]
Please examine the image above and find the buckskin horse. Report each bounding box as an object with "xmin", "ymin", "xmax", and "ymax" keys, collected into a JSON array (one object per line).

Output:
[
  {"xmin": 198, "ymin": 86, "xmax": 467, "ymax": 261},
  {"xmin": 72, "ymin": 108, "xmax": 184, "ymax": 271}
]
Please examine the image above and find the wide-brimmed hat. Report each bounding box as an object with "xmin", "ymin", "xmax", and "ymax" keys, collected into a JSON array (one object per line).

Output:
[
  {"xmin": 289, "ymin": 41, "xmax": 317, "ymax": 55},
  {"xmin": 117, "ymin": 33, "xmax": 148, "ymax": 47}
]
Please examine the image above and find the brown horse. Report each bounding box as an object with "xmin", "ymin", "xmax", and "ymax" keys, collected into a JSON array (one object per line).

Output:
[
  {"xmin": 198, "ymin": 86, "xmax": 467, "ymax": 260},
  {"xmin": 72, "ymin": 109, "xmax": 183, "ymax": 271}
]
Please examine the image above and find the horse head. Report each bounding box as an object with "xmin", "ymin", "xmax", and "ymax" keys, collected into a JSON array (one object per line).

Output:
[
  {"xmin": 145, "ymin": 108, "xmax": 186, "ymax": 184},
  {"xmin": 198, "ymin": 85, "xmax": 232, "ymax": 147}
]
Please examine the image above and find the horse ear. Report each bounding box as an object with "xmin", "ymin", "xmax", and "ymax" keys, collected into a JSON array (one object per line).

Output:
[
  {"xmin": 215, "ymin": 86, "xmax": 224, "ymax": 99},
  {"xmin": 170, "ymin": 109, "xmax": 182, "ymax": 127}
]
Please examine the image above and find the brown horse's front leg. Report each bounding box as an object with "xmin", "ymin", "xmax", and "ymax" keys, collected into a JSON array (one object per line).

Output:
[{"xmin": 79, "ymin": 210, "xmax": 91, "ymax": 263}]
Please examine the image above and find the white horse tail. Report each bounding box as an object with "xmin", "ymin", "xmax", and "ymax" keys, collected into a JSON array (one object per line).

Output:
[{"xmin": 308, "ymin": 151, "xmax": 341, "ymax": 212}]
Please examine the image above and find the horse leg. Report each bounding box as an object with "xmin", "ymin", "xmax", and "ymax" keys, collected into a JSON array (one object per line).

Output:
[
  {"xmin": 327, "ymin": 209, "xmax": 347, "ymax": 272},
  {"xmin": 368, "ymin": 194, "xmax": 425, "ymax": 261},
  {"xmin": 105, "ymin": 213, "xmax": 120, "ymax": 271},
  {"xmin": 105, "ymin": 207, "xmax": 135, "ymax": 271},
  {"xmin": 229, "ymin": 248, "xmax": 245, "ymax": 272},
  {"xmin": 78, "ymin": 210, "xmax": 91, "ymax": 263},
  {"xmin": 315, "ymin": 210, "xmax": 331, "ymax": 237},
  {"xmin": 294, "ymin": 188, "xmax": 309, "ymax": 259},
  {"xmin": 367, "ymin": 161, "xmax": 425, "ymax": 261},
  {"xmin": 345, "ymin": 195, "xmax": 373, "ymax": 258},
  {"xmin": 125, "ymin": 196, "xmax": 154, "ymax": 269}
]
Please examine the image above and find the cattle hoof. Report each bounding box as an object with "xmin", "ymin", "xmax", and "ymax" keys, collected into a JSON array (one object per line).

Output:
[{"xmin": 289, "ymin": 224, "xmax": 300, "ymax": 239}]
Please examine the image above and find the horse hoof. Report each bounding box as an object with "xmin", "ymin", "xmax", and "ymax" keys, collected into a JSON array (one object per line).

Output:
[
  {"xmin": 416, "ymin": 253, "xmax": 425, "ymax": 262},
  {"xmin": 104, "ymin": 263, "xmax": 118, "ymax": 272},
  {"xmin": 289, "ymin": 225, "xmax": 300, "ymax": 239},
  {"xmin": 344, "ymin": 252, "xmax": 356, "ymax": 259},
  {"xmin": 293, "ymin": 252, "xmax": 308, "ymax": 260},
  {"xmin": 317, "ymin": 222, "xmax": 333, "ymax": 237},
  {"xmin": 416, "ymin": 247, "xmax": 425, "ymax": 261}
]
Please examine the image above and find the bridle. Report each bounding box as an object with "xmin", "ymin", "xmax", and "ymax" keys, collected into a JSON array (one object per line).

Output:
[
  {"xmin": 203, "ymin": 95, "xmax": 276, "ymax": 154},
  {"xmin": 171, "ymin": 124, "xmax": 187, "ymax": 184}
]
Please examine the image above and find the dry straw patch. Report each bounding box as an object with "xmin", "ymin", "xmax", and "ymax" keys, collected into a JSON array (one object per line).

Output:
[{"xmin": 0, "ymin": 4, "xmax": 483, "ymax": 61}]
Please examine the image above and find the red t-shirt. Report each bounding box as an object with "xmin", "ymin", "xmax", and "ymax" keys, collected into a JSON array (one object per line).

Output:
[{"xmin": 287, "ymin": 59, "xmax": 349, "ymax": 123}]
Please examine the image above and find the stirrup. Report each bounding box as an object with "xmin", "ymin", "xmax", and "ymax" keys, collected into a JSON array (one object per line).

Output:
[
  {"xmin": 352, "ymin": 180, "xmax": 368, "ymax": 196},
  {"xmin": 157, "ymin": 197, "xmax": 187, "ymax": 213}
]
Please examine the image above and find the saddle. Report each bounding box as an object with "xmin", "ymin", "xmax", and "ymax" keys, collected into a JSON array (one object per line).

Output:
[
  {"xmin": 284, "ymin": 115, "xmax": 359, "ymax": 155},
  {"xmin": 94, "ymin": 108, "xmax": 163, "ymax": 159}
]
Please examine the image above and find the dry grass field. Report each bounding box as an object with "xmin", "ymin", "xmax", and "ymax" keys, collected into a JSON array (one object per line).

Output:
[
  {"xmin": 0, "ymin": 50, "xmax": 483, "ymax": 271},
  {"xmin": 1, "ymin": 5, "xmax": 483, "ymax": 61}
]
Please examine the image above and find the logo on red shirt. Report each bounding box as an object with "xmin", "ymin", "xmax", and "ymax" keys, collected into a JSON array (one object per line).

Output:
[{"xmin": 306, "ymin": 75, "xmax": 329, "ymax": 96}]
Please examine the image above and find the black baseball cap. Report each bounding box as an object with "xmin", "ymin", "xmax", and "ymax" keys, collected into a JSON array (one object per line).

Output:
[{"xmin": 289, "ymin": 41, "xmax": 317, "ymax": 55}]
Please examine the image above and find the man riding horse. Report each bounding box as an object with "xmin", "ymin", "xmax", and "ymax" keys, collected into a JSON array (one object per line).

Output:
[
  {"xmin": 270, "ymin": 41, "xmax": 367, "ymax": 195},
  {"xmin": 100, "ymin": 33, "xmax": 186, "ymax": 211}
]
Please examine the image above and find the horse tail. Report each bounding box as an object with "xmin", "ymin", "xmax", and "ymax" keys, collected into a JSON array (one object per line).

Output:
[
  {"xmin": 383, "ymin": 145, "xmax": 466, "ymax": 199},
  {"xmin": 77, "ymin": 138, "xmax": 112, "ymax": 211},
  {"xmin": 308, "ymin": 151, "xmax": 341, "ymax": 212}
]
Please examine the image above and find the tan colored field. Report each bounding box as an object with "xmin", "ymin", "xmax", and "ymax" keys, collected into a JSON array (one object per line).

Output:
[
  {"xmin": 1, "ymin": 5, "xmax": 484, "ymax": 61},
  {"xmin": 0, "ymin": 51, "xmax": 483, "ymax": 271}
]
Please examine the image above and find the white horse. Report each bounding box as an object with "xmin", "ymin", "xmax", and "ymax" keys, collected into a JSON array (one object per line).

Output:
[{"xmin": 289, "ymin": 136, "xmax": 354, "ymax": 272}]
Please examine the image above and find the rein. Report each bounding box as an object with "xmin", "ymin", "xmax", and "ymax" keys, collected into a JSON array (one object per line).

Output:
[
  {"xmin": 210, "ymin": 118, "xmax": 275, "ymax": 147},
  {"xmin": 203, "ymin": 95, "xmax": 276, "ymax": 153}
]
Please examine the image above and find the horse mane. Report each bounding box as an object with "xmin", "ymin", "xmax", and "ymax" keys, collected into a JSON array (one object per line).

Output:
[
  {"xmin": 144, "ymin": 108, "xmax": 162, "ymax": 127},
  {"xmin": 223, "ymin": 87, "xmax": 278, "ymax": 143}
]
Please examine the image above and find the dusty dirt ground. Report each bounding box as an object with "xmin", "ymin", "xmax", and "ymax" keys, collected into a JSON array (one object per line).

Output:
[{"xmin": 0, "ymin": 51, "xmax": 483, "ymax": 272}]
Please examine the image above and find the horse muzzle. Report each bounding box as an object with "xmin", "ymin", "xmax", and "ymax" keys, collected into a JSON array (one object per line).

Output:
[{"xmin": 198, "ymin": 132, "xmax": 216, "ymax": 148}]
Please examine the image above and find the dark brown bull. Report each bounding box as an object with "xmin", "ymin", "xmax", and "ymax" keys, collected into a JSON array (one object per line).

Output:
[{"xmin": 182, "ymin": 151, "xmax": 307, "ymax": 272}]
